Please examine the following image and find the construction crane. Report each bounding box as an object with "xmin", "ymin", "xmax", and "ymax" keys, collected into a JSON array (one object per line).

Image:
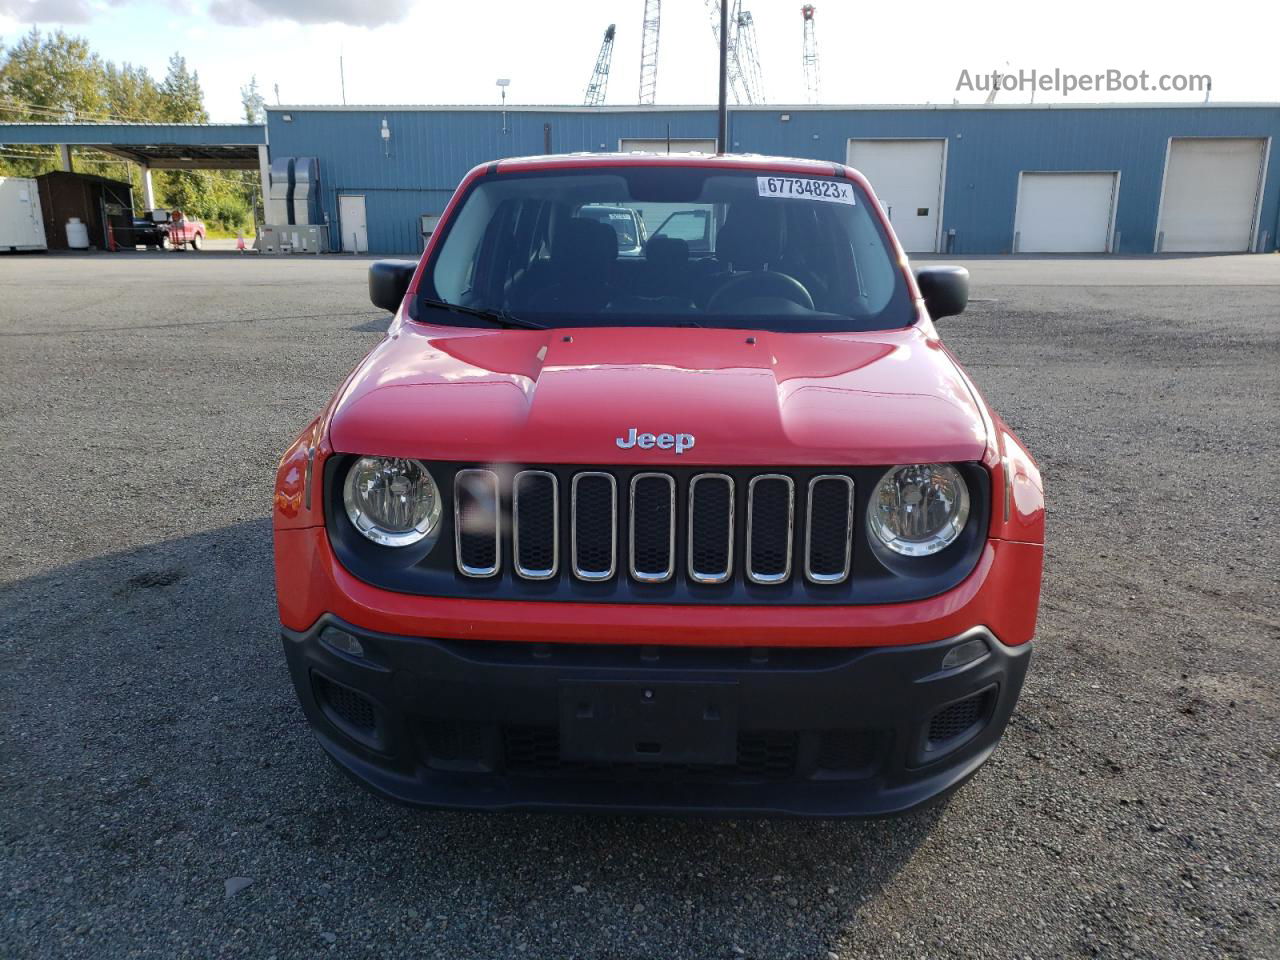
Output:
[
  {"xmin": 703, "ymin": 0, "xmax": 765, "ymax": 105},
  {"xmin": 584, "ymin": 24, "xmax": 616, "ymax": 106},
  {"xmin": 801, "ymin": 5, "xmax": 819, "ymax": 104},
  {"xmin": 735, "ymin": 8, "xmax": 766, "ymax": 104},
  {"xmin": 638, "ymin": 0, "xmax": 661, "ymax": 105},
  {"xmin": 985, "ymin": 62, "xmax": 1009, "ymax": 103},
  {"xmin": 984, "ymin": 74, "xmax": 1000, "ymax": 104}
]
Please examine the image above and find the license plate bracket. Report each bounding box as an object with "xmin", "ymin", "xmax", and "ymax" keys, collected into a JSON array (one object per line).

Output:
[{"xmin": 558, "ymin": 679, "xmax": 740, "ymax": 765}]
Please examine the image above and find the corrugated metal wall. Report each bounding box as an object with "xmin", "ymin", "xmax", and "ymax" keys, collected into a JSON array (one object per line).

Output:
[{"xmin": 266, "ymin": 105, "xmax": 1280, "ymax": 255}]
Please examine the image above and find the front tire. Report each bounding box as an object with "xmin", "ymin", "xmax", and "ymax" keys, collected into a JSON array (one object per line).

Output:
[{"xmin": 191, "ymin": 233, "xmax": 204, "ymax": 251}]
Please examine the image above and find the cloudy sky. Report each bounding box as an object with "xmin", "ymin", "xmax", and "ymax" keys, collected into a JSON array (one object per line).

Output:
[{"xmin": 0, "ymin": 0, "xmax": 1274, "ymax": 122}]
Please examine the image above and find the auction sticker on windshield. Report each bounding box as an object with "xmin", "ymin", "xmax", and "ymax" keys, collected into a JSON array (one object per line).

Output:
[{"xmin": 757, "ymin": 176, "xmax": 855, "ymax": 204}]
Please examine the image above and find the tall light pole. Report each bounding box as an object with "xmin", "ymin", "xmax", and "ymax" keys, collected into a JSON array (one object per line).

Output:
[
  {"xmin": 496, "ymin": 78, "xmax": 511, "ymax": 134},
  {"xmin": 717, "ymin": 0, "xmax": 728, "ymax": 153}
]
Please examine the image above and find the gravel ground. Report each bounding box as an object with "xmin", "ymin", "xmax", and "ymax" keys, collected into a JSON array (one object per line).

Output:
[{"xmin": 2, "ymin": 252, "xmax": 1278, "ymax": 959}]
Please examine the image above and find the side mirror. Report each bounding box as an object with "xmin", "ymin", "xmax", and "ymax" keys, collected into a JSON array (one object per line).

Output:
[
  {"xmin": 915, "ymin": 265, "xmax": 969, "ymax": 320},
  {"xmin": 368, "ymin": 259, "xmax": 418, "ymax": 313}
]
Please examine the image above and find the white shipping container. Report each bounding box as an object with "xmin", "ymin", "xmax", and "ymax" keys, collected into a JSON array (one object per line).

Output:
[{"xmin": 0, "ymin": 176, "xmax": 48, "ymax": 251}]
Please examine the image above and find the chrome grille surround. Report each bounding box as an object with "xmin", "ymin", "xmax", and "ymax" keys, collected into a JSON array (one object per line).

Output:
[
  {"xmin": 454, "ymin": 468, "xmax": 501, "ymax": 578},
  {"xmin": 687, "ymin": 473, "xmax": 735, "ymax": 584},
  {"xmin": 745, "ymin": 474, "xmax": 795, "ymax": 585},
  {"xmin": 512, "ymin": 469, "xmax": 559, "ymax": 580},
  {"xmin": 628, "ymin": 472, "xmax": 676, "ymax": 583},
  {"xmin": 570, "ymin": 471, "xmax": 617, "ymax": 581},
  {"xmin": 804, "ymin": 474, "xmax": 855, "ymax": 584}
]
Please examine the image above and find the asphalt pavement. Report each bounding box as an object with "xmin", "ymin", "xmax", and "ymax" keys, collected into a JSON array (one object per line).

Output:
[{"xmin": 1, "ymin": 251, "xmax": 1277, "ymax": 959}]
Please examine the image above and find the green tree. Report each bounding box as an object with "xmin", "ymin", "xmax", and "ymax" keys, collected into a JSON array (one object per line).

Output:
[
  {"xmin": 104, "ymin": 61, "xmax": 164, "ymax": 122},
  {"xmin": 0, "ymin": 28, "xmax": 106, "ymax": 121},
  {"xmin": 0, "ymin": 34, "xmax": 255, "ymax": 232},
  {"xmin": 159, "ymin": 53, "xmax": 207, "ymax": 122},
  {"xmin": 240, "ymin": 74, "xmax": 266, "ymax": 124},
  {"xmin": 0, "ymin": 29, "xmax": 107, "ymax": 175}
]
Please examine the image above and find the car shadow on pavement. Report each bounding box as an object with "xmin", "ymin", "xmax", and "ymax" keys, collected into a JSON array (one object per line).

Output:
[{"xmin": 2, "ymin": 518, "xmax": 946, "ymax": 959}]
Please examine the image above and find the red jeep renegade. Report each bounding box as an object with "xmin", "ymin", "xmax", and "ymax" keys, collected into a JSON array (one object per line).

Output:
[{"xmin": 273, "ymin": 153, "xmax": 1044, "ymax": 816}]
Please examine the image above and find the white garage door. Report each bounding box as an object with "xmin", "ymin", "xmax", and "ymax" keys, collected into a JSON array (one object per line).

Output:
[
  {"xmin": 1014, "ymin": 172, "xmax": 1118, "ymax": 253},
  {"xmin": 1157, "ymin": 138, "xmax": 1267, "ymax": 252},
  {"xmin": 619, "ymin": 138, "xmax": 717, "ymax": 154},
  {"xmin": 846, "ymin": 139, "xmax": 945, "ymax": 252}
]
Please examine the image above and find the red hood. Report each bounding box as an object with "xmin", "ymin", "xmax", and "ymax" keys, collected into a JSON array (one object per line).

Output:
[{"xmin": 328, "ymin": 323, "xmax": 988, "ymax": 466}]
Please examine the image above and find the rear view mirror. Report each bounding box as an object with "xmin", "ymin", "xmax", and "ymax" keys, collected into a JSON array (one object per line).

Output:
[
  {"xmin": 914, "ymin": 265, "xmax": 969, "ymax": 320},
  {"xmin": 368, "ymin": 259, "xmax": 418, "ymax": 313}
]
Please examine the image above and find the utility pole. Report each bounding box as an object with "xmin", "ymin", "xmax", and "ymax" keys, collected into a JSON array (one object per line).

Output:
[{"xmin": 717, "ymin": 0, "xmax": 729, "ymax": 153}]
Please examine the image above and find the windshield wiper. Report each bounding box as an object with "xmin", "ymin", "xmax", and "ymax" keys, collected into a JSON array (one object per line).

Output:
[{"xmin": 418, "ymin": 297, "xmax": 547, "ymax": 330}]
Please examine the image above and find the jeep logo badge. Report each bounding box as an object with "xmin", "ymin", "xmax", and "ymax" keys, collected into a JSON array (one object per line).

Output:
[{"xmin": 616, "ymin": 428, "xmax": 695, "ymax": 455}]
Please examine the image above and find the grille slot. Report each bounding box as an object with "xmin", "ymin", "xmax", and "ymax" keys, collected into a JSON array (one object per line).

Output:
[
  {"xmin": 454, "ymin": 469, "xmax": 500, "ymax": 578},
  {"xmin": 746, "ymin": 474, "xmax": 795, "ymax": 584},
  {"xmin": 513, "ymin": 470, "xmax": 559, "ymax": 579},
  {"xmin": 629, "ymin": 473, "xmax": 676, "ymax": 583},
  {"xmin": 571, "ymin": 472, "xmax": 617, "ymax": 581},
  {"xmin": 314, "ymin": 675, "xmax": 376, "ymax": 733},
  {"xmin": 927, "ymin": 690, "xmax": 993, "ymax": 747},
  {"xmin": 805, "ymin": 475, "xmax": 855, "ymax": 583},
  {"xmin": 816, "ymin": 729, "xmax": 880, "ymax": 774},
  {"xmin": 687, "ymin": 473, "xmax": 734, "ymax": 584}
]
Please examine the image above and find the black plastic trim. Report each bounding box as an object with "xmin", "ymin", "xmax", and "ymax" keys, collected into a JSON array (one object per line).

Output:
[{"xmin": 280, "ymin": 616, "xmax": 1031, "ymax": 817}]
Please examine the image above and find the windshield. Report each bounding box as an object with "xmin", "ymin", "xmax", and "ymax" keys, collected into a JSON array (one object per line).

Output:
[{"xmin": 421, "ymin": 166, "xmax": 915, "ymax": 332}]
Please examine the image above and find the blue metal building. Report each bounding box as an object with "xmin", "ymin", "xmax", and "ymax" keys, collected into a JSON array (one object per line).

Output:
[{"xmin": 266, "ymin": 103, "xmax": 1280, "ymax": 256}]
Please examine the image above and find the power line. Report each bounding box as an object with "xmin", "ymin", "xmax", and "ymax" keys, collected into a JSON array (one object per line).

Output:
[{"xmin": 0, "ymin": 97, "xmax": 207, "ymax": 126}]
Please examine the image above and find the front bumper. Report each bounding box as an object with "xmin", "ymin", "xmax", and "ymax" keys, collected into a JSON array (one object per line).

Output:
[{"xmin": 282, "ymin": 616, "xmax": 1031, "ymax": 817}]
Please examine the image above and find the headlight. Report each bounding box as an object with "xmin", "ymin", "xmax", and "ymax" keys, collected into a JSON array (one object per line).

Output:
[
  {"xmin": 343, "ymin": 457, "xmax": 442, "ymax": 547},
  {"xmin": 868, "ymin": 463, "xmax": 970, "ymax": 557}
]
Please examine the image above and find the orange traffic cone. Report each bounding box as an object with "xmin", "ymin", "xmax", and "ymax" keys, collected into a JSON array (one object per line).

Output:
[{"xmin": 107, "ymin": 220, "xmax": 117, "ymax": 252}]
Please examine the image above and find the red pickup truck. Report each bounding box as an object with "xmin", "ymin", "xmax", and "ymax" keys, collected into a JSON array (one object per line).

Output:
[
  {"xmin": 163, "ymin": 211, "xmax": 205, "ymax": 251},
  {"xmin": 133, "ymin": 210, "xmax": 205, "ymax": 250},
  {"xmin": 272, "ymin": 152, "xmax": 1045, "ymax": 817}
]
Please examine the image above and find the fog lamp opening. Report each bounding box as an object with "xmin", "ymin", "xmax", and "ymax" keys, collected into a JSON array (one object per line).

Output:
[
  {"xmin": 942, "ymin": 636, "xmax": 989, "ymax": 670},
  {"xmin": 321, "ymin": 626, "xmax": 365, "ymax": 659}
]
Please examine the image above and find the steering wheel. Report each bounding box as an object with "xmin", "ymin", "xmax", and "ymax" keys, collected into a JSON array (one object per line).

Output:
[{"xmin": 706, "ymin": 271, "xmax": 815, "ymax": 313}]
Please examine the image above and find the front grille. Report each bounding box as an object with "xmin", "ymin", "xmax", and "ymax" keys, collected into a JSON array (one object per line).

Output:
[
  {"xmin": 314, "ymin": 675, "xmax": 377, "ymax": 732},
  {"xmin": 452, "ymin": 467, "xmax": 858, "ymax": 590},
  {"xmin": 927, "ymin": 690, "xmax": 993, "ymax": 746},
  {"xmin": 502, "ymin": 725, "xmax": 798, "ymax": 782}
]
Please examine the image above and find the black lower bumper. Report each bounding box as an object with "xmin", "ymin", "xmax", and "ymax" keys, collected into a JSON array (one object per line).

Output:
[{"xmin": 281, "ymin": 617, "xmax": 1031, "ymax": 817}]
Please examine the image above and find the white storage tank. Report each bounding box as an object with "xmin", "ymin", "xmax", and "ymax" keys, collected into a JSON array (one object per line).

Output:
[
  {"xmin": 0, "ymin": 176, "xmax": 48, "ymax": 251},
  {"xmin": 65, "ymin": 217, "xmax": 90, "ymax": 249}
]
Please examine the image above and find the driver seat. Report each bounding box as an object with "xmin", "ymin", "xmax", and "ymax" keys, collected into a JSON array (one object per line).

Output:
[
  {"xmin": 698, "ymin": 203, "xmax": 808, "ymax": 311},
  {"xmin": 715, "ymin": 203, "xmax": 785, "ymax": 272}
]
